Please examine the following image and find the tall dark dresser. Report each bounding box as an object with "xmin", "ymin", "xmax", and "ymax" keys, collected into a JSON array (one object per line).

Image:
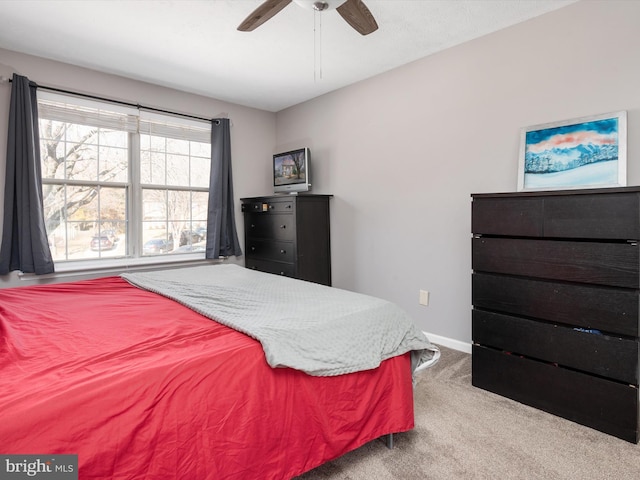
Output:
[
  {"xmin": 471, "ymin": 187, "xmax": 640, "ymax": 443},
  {"xmin": 241, "ymin": 194, "xmax": 332, "ymax": 286}
]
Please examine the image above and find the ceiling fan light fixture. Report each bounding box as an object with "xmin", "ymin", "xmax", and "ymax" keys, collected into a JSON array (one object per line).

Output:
[{"xmin": 292, "ymin": 0, "xmax": 347, "ymax": 12}]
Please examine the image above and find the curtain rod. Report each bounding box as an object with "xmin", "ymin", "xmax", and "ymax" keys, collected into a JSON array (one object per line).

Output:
[{"xmin": 4, "ymin": 76, "xmax": 220, "ymax": 124}]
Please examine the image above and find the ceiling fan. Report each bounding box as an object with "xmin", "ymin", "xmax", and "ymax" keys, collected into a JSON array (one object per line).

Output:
[{"xmin": 237, "ymin": 0, "xmax": 379, "ymax": 36}]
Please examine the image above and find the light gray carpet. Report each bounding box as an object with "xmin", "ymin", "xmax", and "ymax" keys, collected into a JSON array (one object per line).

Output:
[{"xmin": 296, "ymin": 346, "xmax": 640, "ymax": 479}]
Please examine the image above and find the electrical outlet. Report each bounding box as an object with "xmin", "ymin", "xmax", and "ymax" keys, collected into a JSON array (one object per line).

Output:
[{"xmin": 419, "ymin": 290, "xmax": 429, "ymax": 306}]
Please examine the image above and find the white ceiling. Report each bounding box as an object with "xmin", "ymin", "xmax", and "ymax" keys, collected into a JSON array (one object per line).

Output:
[{"xmin": 0, "ymin": 0, "xmax": 577, "ymax": 112}]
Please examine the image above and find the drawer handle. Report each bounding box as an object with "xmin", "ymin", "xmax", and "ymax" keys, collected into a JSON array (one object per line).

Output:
[
  {"xmin": 250, "ymin": 224, "xmax": 255, "ymax": 228},
  {"xmin": 286, "ymin": 205, "xmax": 292, "ymax": 209},
  {"xmin": 269, "ymin": 205, "xmax": 274, "ymax": 210},
  {"xmin": 280, "ymin": 225, "xmax": 286, "ymax": 229},
  {"xmin": 251, "ymin": 246, "xmax": 256, "ymax": 251},
  {"xmin": 280, "ymin": 249, "xmax": 286, "ymax": 254}
]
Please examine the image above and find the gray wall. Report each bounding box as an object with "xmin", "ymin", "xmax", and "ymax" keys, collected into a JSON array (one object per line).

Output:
[
  {"xmin": 273, "ymin": 0, "xmax": 640, "ymax": 347},
  {"xmin": 0, "ymin": 48, "xmax": 276, "ymax": 287}
]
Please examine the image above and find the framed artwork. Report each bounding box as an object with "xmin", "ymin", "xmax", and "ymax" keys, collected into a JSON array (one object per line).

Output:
[{"xmin": 517, "ymin": 111, "xmax": 627, "ymax": 191}]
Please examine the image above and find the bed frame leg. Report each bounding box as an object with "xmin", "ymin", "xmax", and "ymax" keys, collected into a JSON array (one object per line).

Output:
[{"xmin": 381, "ymin": 433, "xmax": 394, "ymax": 449}]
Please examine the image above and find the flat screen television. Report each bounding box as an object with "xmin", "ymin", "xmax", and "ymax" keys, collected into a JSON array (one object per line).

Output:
[{"xmin": 273, "ymin": 147, "xmax": 311, "ymax": 194}]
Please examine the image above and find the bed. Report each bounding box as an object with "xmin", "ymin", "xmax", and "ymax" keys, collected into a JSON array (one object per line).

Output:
[{"xmin": 0, "ymin": 264, "xmax": 439, "ymax": 479}]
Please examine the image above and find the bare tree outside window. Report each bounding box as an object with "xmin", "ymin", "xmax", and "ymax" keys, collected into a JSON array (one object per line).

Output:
[{"xmin": 40, "ymin": 119, "xmax": 128, "ymax": 260}]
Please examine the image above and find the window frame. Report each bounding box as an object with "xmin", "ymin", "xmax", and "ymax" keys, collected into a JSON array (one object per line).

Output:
[{"xmin": 36, "ymin": 91, "xmax": 212, "ymax": 274}]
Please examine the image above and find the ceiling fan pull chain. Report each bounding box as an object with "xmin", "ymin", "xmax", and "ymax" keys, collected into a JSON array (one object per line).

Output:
[{"xmin": 314, "ymin": 9, "xmax": 323, "ymax": 82}]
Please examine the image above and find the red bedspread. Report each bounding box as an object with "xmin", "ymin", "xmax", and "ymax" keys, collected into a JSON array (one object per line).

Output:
[{"xmin": 0, "ymin": 276, "xmax": 415, "ymax": 479}]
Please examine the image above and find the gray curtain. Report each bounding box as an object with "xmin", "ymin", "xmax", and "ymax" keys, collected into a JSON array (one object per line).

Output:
[
  {"xmin": 205, "ymin": 118, "xmax": 242, "ymax": 258},
  {"xmin": 0, "ymin": 74, "xmax": 54, "ymax": 275}
]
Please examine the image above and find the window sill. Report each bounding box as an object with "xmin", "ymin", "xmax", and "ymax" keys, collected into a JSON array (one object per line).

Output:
[{"xmin": 18, "ymin": 253, "xmax": 225, "ymax": 282}]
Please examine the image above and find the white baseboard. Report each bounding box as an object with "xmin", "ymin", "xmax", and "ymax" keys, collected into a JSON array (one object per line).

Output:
[{"xmin": 423, "ymin": 331, "xmax": 472, "ymax": 354}]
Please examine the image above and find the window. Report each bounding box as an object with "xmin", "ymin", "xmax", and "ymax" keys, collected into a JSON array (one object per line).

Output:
[{"xmin": 37, "ymin": 92, "xmax": 211, "ymax": 265}]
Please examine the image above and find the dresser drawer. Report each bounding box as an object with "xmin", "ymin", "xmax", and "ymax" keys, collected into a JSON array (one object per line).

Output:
[
  {"xmin": 245, "ymin": 258, "xmax": 295, "ymax": 278},
  {"xmin": 472, "ymin": 191, "xmax": 640, "ymax": 240},
  {"xmin": 473, "ymin": 309, "xmax": 639, "ymax": 384},
  {"xmin": 472, "ymin": 237, "xmax": 639, "ymax": 288},
  {"xmin": 241, "ymin": 199, "xmax": 294, "ymax": 214},
  {"xmin": 245, "ymin": 239, "xmax": 294, "ymax": 262},
  {"xmin": 544, "ymin": 193, "xmax": 640, "ymax": 240},
  {"xmin": 244, "ymin": 214, "xmax": 294, "ymax": 241},
  {"xmin": 472, "ymin": 345, "xmax": 639, "ymax": 443},
  {"xmin": 472, "ymin": 273, "xmax": 639, "ymax": 336},
  {"xmin": 472, "ymin": 197, "xmax": 543, "ymax": 237}
]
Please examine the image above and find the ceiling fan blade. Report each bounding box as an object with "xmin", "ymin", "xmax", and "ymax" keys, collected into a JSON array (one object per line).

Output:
[
  {"xmin": 336, "ymin": 0, "xmax": 378, "ymax": 35},
  {"xmin": 237, "ymin": 0, "xmax": 292, "ymax": 32}
]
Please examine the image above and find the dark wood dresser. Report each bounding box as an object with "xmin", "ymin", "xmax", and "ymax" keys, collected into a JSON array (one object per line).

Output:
[
  {"xmin": 241, "ymin": 194, "xmax": 332, "ymax": 286},
  {"xmin": 471, "ymin": 187, "xmax": 640, "ymax": 443}
]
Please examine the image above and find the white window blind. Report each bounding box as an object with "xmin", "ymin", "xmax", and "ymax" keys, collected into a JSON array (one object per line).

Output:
[
  {"xmin": 139, "ymin": 110, "xmax": 211, "ymax": 143},
  {"xmin": 37, "ymin": 91, "xmax": 138, "ymax": 132}
]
